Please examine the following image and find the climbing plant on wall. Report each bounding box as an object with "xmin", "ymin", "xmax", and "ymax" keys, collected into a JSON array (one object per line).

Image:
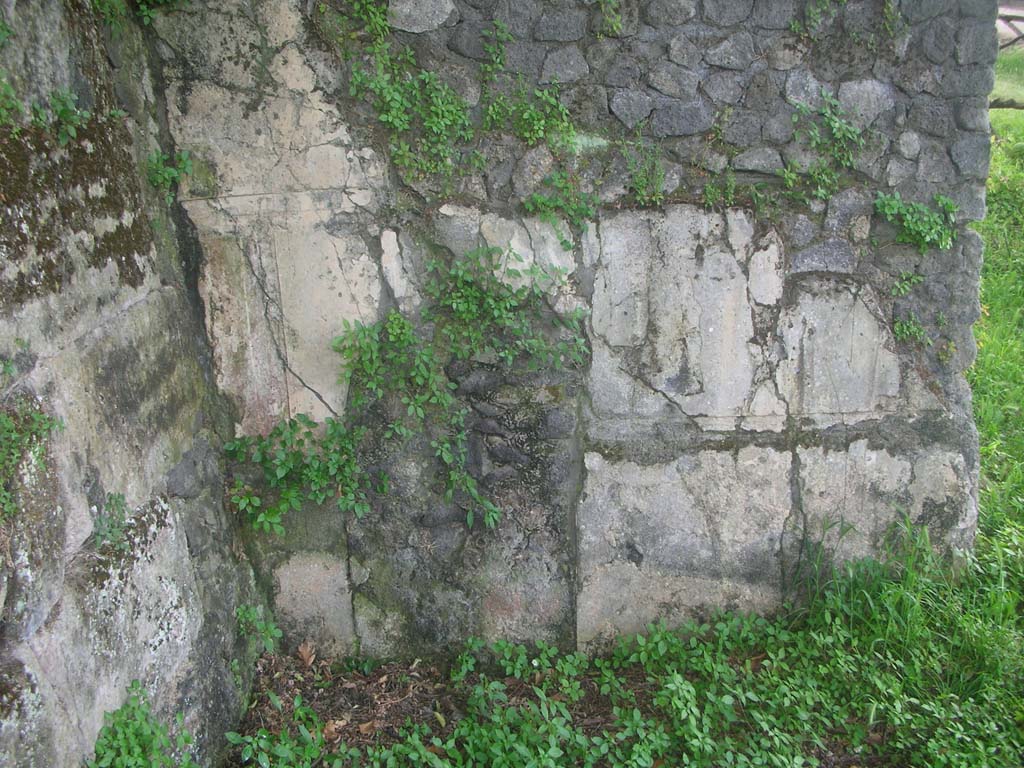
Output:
[{"xmin": 226, "ymin": 246, "xmax": 586, "ymax": 532}]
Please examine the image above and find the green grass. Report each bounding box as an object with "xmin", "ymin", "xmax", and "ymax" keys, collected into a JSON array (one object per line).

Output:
[
  {"xmin": 993, "ymin": 47, "xmax": 1024, "ymax": 105},
  {"xmin": 971, "ymin": 109, "xmax": 1024, "ymax": 533}
]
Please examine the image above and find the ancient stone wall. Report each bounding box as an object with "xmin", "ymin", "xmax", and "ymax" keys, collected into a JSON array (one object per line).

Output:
[
  {"xmin": 157, "ymin": 0, "xmax": 993, "ymax": 661},
  {"xmin": 0, "ymin": 0, "xmax": 997, "ymax": 764},
  {"xmin": 0, "ymin": 1, "xmax": 258, "ymax": 765}
]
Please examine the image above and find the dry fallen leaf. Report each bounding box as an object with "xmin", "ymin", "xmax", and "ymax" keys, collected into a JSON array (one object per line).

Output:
[
  {"xmin": 357, "ymin": 720, "xmax": 379, "ymax": 735},
  {"xmin": 323, "ymin": 719, "xmax": 347, "ymax": 742},
  {"xmin": 297, "ymin": 640, "xmax": 316, "ymax": 669}
]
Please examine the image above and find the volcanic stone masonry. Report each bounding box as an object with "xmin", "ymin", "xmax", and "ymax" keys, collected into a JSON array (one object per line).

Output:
[{"xmin": 0, "ymin": 0, "xmax": 996, "ymax": 765}]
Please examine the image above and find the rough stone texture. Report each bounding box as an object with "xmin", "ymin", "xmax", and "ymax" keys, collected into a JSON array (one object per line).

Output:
[
  {"xmin": 578, "ymin": 448, "xmax": 792, "ymax": 647},
  {"xmin": 388, "ymin": 0, "xmax": 457, "ymax": 33},
  {"xmin": 0, "ymin": 2, "xmax": 257, "ymax": 766},
  {"xmin": 161, "ymin": 3, "xmax": 389, "ymax": 431},
  {"xmin": 0, "ymin": 0, "xmax": 995, "ymax": 758}
]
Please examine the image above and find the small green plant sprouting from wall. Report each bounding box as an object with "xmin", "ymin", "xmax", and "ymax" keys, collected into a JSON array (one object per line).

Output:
[
  {"xmin": 0, "ymin": 76, "xmax": 20, "ymax": 132},
  {"xmin": 236, "ymin": 604, "xmax": 283, "ymax": 653},
  {"xmin": 226, "ymin": 694, "xmax": 343, "ymax": 768},
  {"xmin": 783, "ymin": 89, "xmax": 863, "ymax": 203},
  {"xmin": 87, "ymin": 681, "xmax": 198, "ymax": 768},
  {"xmin": 94, "ymin": 492, "xmax": 131, "ymax": 552},
  {"xmin": 891, "ymin": 271, "xmax": 924, "ymax": 297},
  {"xmin": 523, "ymin": 171, "xmax": 598, "ymax": 250},
  {"xmin": 49, "ymin": 89, "xmax": 91, "ymax": 146},
  {"xmin": 789, "ymin": 0, "xmax": 848, "ymax": 39},
  {"xmin": 91, "ymin": 0, "xmax": 177, "ymax": 27},
  {"xmin": 224, "ymin": 414, "xmax": 371, "ymax": 528},
  {"xmin": 1, "ymin": 361, "xmax": 63, "ymax": 520},
  {"xmin": 893, "ymin": 312, "xmax": 932, "ymax": 346},
  {"xmin": 227, "ymin": 248, "xmax": 586, "ymax": 533},
  {"xmin": 703, "ymin": 169, "xmax": 737, "ymax": 210},
  {"xmin": 478, "ymin": 22, "xmax": 576, "ymax": 152},
  {"xmin": 874, "ymin": 192, "xmax": 958, "ymax": 254},
  {"xmin": 597, "ymin": 0, "xmax": 623, "ymax": 37},
  {"xmin": 623, "ymin": 137, "xmax": 666, "ymax": 207},
  {"xmin": 147, "ymin": 150, "xmax": 192, "ymax": 204},
  {"xmin": 328, "ymin": 0, "xmax": 473, "ymax": 180}
]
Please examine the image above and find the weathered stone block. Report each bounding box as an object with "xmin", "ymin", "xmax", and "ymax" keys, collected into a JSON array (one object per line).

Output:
[{"xmin": 577, "ymin": 447, "xmax": 792, "ymax": 648}]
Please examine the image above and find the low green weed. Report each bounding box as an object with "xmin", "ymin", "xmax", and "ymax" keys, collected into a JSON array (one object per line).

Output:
[
  {"xmin": 225, "ymin": 414, "xmax": 371, "ymax": 526},
  {"xmin": 147, "ymin": 150, "xmax": 192, "ymax": 204},
  {"xmin": 236, "ymin": 604, "xmax": 283, "ymax": 653},
  {"xmin": 892, "ymin": 312, "xmax": 931, "ymax": 346},
  {"xmin": 91, "ymin": 0, "xmax": 130, "ymax": 26},
  {"xmin": 0, "ymin": 15, "xmax": 12, "ymax": 48},
  {"xmin": 702, "ymin": 168, "xmax": 736, "ymax": 210},
  {"xmin": 623, "ymin": 138, "xmax": 666, "ymax": 207},
  {"xmin": 49, "ymin": 89, "xmax": 91, "ymax": 147},
  {"xmin": 970, "ymin": 108, "xmax": 1024, "ymax": 534},
  {"xmin": 88, "ymin": 681, "xmax": 197, "ymax": 768},
  {"xmin": 523, "ymin": 171, "xmax": 598, "ymax": 249},
  {"xmin": 773, "ymin": 88, "xmax": 863, "ymax": 204},
  {"xmin": 0, "ymin": 374, "xmax": 62, "ymax": 519},
  {"xmin": 875, "ymin": 191, "xmax": 958, "ymax": 254},
  {"xmin": 0, "ymin": 73, "xmax": 22, "ymax": 133},
  {"xmin": 94, "ymin": 492, "xmax": 131, "ymax": 552},
  {"xmin": 891, "ymin": 270, "xmax": 924, "ymax": 297},
  {"xmin": 597, "ymin": 0, "xmax": 623, "ymax": 37}
]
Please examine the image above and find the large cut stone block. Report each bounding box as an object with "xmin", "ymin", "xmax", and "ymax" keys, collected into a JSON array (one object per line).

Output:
[
  {"xmin": 586, "ymin": 206, "xmax": 784, "ymax": 430},
  {"xmin": 577, "ymin": 447, "xmax": 792, "ymax": 648},
  {"xmin": 794, "ymin": 440, "xmax": 976, "ymax": 563},
  {"xmin": 776, "ymin": 283, "xmax": 900, "ymax": 426}
]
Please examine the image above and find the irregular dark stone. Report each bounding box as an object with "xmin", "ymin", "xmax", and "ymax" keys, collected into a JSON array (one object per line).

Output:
[
  {"xmin": 166, "ymin": 439, "xmax": 219, "ymax": 499},
  {"xmin": 942, "ymin": 65, "xmax": 995, "ymax": 98},
  {"xmin": 540, "ymin": 45, "xmax": 590, "ymax": 83},
  {"xmin": 705, "ymin": 32, "xmax": 755, "ymax": 70},
  {"xmin": 744, "ymin": 70, "xmax": 784, "ymax": 110},
  {"xmin": 751, "ymin": 0, "xmax": 798, "ymax": 28},
  {"xmin": 506, "ymin": 41, "xmax": 547, "ymax": 78},
  {"xmin": 668, "ymin": 32, "xmax": 701, "ymax": 68},
  {"xmin": 448, "ymin": 19, "xmax": 488, "ymax": 59},
  {"xmin": 533, "ymin": 9, "xmax": 589, "ymax": 41},
  {"xmin": 651, "ymin": 99, "xmax": 714, "ymax": 137},
  {"xmin": 791, "ymin": 239, "xmax": 857, "ymax": 273},
  {"xmin": 951, "ymin": 134, "xmax": 991, "ymax": 180},
  {"xmin": 921, "ymin": 18, "xmax": 955, "ymax": 64},
  {"xmin": 702, "ymin": 71, "xmax": 744, "ymax": 105},
  {"xmin": 823, "ymin": 188, "xmax": 873, "ymax": 236},
  {"xmin": 837, "ymin": 79, "xmax": 895, "ymax": 130},
  {"xmin": 721, "ymin": 108, "xmax": 761, "ymax": 146},
  {"xmin": 900, "ymin": 0, "xmax": 955, "ymax": 23},
  {"xmin": 610, "ymin": 89, "xmax": 654, "ymax": 129},
  {"xmin": 955, "ymin": 22, "xmax": 997, "ymax": 66},
  {"xmin": 512, "ymin": 144, "xmax": 555, "ymax": 198},
  {"xmin": 955, "ymin": 99, "xmax": 989, "ymax": 132},
  {"xmin": 763, "ymin": 107, "xmax": 796, "ymax": 142},
  {"xmin": 605, "ymin": 58, "xmax": 641, "ymax": 87},
  {"xmin": 785, "ymin": 70, "xmax": 825, "ymax": 109},
  {"xmin": 562, "ymin": 84, "xmax": 610, "ymax": 128},
  {"xmin": 487, "ymin": 442, "xmax": 531, "ymax": 466},
  {"xmin": 732, "ymin": 147, "xmax": 782, "ymax": 173},
  {"xmin": 388, "ymin": 0, "xmax": 457, "ymax": 33},
  {"xmin": 643, "ymin": 0, "xmax": 697, "ymax": 26},
  {"xmin": 908, "ymin": 95, "xmax": 954, "ymax": 138},
  {"xmin": 703, "ymin": 0, "xmax": 754, "ymax": 26},
  {"xmin": 647, "ymin": 61, "xmax": 700, "ymax": 99},
  {"xmin": 917, "ymin": 141, "xmax": 956, "ymax": 183}
]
